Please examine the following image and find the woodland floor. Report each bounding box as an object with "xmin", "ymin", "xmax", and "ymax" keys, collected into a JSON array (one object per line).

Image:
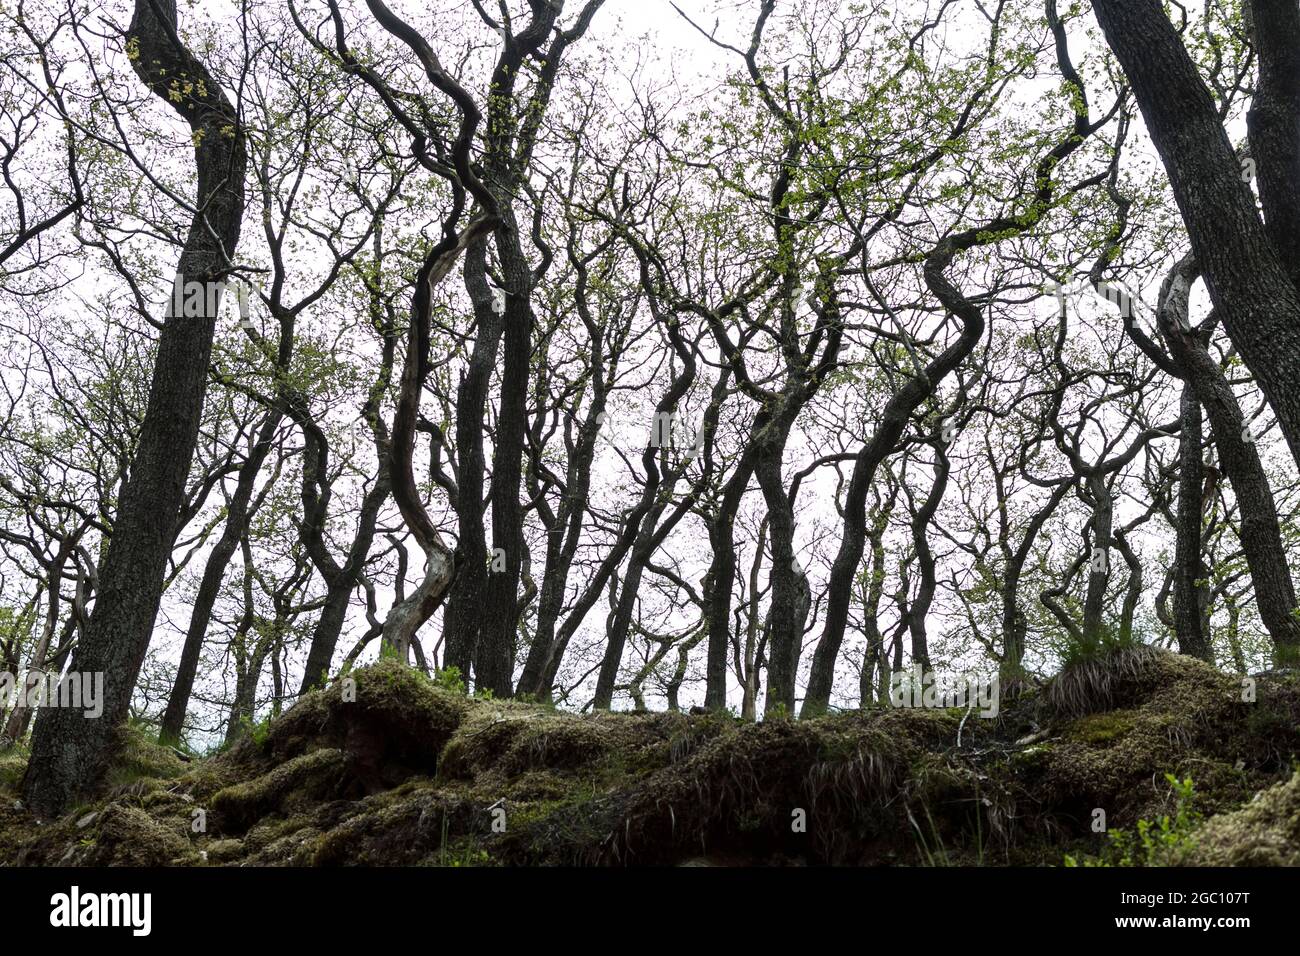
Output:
[{"xmin": 1, "ymin": 648, "xmax": 1299, "ymax": 866}]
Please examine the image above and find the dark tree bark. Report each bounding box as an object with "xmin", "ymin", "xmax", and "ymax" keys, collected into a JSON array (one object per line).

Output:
[
  {"xmin": 857, "ymin": 480, "xmax": 897, "ymax": 707},
  {"xmin": 297, "ymin": 414, "xmax": 393, "ymax": 694},
  {"xmin": 1155, "ymin": 260, "xmax": 1300, "ymax": 661},
  {"xmin": 1111, "ymin": 229, "xmax": 1300, "ymax": 662},
  {"xmin": 1092, "ymin": 0, "xmax": 1300, "ymax": 469},
  {"xmin": 902, "ymin": 441, "xmax": 950, "ymax": 675},
  {"xmin": 442, "ymin": 238, "xmax": 503, "ymax": 677},
  {"xmin": 24, "ymin": 0, "xmax": 246, "ymax": 817},
  {"xmin": 703, "ymin": 450, "xmax": 760, "ymax": 711},
  {"xmin": 1171, "ymin": 382, "xmax": 1213, "ymax": 661},
  {"xmin": 998, "ymin": 475, "xmax": 1071, "ymax": 682},
  {"xmin": 803, "ymin": 16, "xmax": 1105, "ymax": 714},
  {"xmin": 698, "ymin": 273, "xmax": 844, "ymax": 715},
  {"xmin": 379, "ymin": 217, "xmax": 496, "ymax": 666},
  {"xmin": 1041, "ymin": 354, "xmax": 1177, "ymax": 647},
  {"xmin": 222, "ymin": 543, "xmax": 260, "ymax": 745},
  {"xmin": 225, "ymin": 537, "xmax": 305, "ymax": 745},
  {"xmin": 1114, "ymin": 528, "xmax": 1144, "ymax": 643},
  {"xmin": 1246, "ymin": 0, "xmax": 1300, "ymax": 288},
  {"xmin": 167, "ymin": 129, "xmax": 390, "ymax": 729},
  {"xmin": 442, "ymin": 2, "xmax": 602, "ymax": 695},
  {"xmin": 306, "ymin": 0, "xmax": 517, "ymax": 681},
  {"xmin": 476, "ymin": 7, "xmax": 604, "ymax": 695},
  {"xmin": 475, "ymin": 213, "xmax": 533, "ymax": 697},
  {"xmin": 755, "ymin": 432, "xmax": 804, "ymax": 717},
  {"xmin": 1081, "ymin": 472, "xmax": 1114, "ymax": 641},
  {"xmin": 592, "ymin": 496, "xmax": 693, "ymax": 710}
]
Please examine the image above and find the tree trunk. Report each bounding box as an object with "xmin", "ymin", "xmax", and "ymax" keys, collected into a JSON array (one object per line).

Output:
[
  {"xmin": 1093, "ymin": 0, "xmax": 1300, "ymax": 467},
  {"xmin": 703, "ymin": 453, "xmax": 759, "ymax": 710},
  {"xmin": 515, "ymin": 387, "xmax": 607, "ymax": 697},
  {"xmin": 1171, "ymin": 383, "xmax": 1213, "ymax": 661},
  {"xmin": 443, "ymin": 239, "xmax": 504, "ymax": 678},
  {"xmin": 755, "ymin": 428, "xmax": 808, "ymax": 717},
  {"xmin": 298, "ymin": 469, "xmax": 391, "ymax": 695},
  {"xmin": 23, "ymin": 0, "xmax": 246, "ymax": 818},
  {"xmin": 999, "ymin": 480, "xmax": 1069, "ymax": 681},
  {"xmin": 1162, "ymin": 311, "xmax": 1300, "ymax": 662},
  {"xmin": 476, "ymin": 206, "xmax": 534, "ymax": 698},
  {"xmin": 803, "ymin": 239, "xmax": 984, "ymax": 717},
  {"xmin": 904, "ymin": 443, "xmax": 950, "ymax": 674},
  {"xmin": 1246, "ymin": 0, "xmax": 1300, "ymax": 288},
  {"xmin": 1082, "ymin": 473, "xmax": 1113, "ymax": 642}
]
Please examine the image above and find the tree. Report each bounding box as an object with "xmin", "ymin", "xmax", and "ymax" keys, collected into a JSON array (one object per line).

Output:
[
  {"xmin": 1091, "ymin": 0, "xmax": 1300, "ymax": 493},
  {"xmin": 24, "ymin": 0, "xmax": 247, "ymax": 817}
]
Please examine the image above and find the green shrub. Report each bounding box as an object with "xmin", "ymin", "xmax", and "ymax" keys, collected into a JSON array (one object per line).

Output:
[
  {"xmin": 1066, "ymin": 774, "xmax": 1201, "ymax": 867},
  {"xmin": 429, "ymin": 665, "xmax": 465, "ymax": 695},
  {"xmin": 1057, "ymin": 621, "xmax": 1146, "ymax": 670}
]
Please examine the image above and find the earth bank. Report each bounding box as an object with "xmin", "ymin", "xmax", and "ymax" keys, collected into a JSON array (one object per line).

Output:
[{"xmin": 1, "ymin": 649, "xmax": 1297, "ymax": 866}]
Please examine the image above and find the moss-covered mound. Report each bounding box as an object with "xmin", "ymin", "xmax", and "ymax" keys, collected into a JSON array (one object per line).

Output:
[
  {"xmin": 1, "ymin": 650, "xmax": 1298, "ymax": 866},
  {"xmin": 1173, "ymin": 770, "xmax": 1300, "ymax": 866}
]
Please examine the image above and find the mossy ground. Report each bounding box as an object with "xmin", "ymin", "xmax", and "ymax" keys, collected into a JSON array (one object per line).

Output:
[{"xmin": 1, "ymin": 652, "xmax": 1298, "ymax": 866}]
